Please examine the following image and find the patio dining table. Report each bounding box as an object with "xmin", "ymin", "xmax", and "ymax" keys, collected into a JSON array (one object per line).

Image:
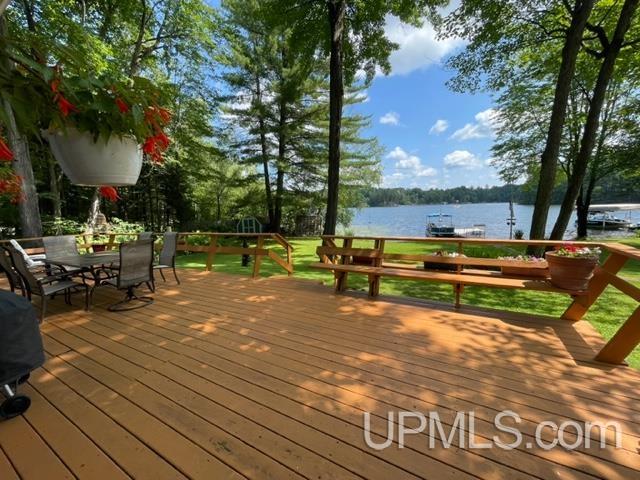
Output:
[{"xmin": 42, "ymin": 251, "xmax": 120, "ymax": 307}]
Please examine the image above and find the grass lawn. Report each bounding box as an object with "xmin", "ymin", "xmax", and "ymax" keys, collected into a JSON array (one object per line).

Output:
[{"xmin": 176, "ymin": 236, "xmax": 640, "ymax": 368}]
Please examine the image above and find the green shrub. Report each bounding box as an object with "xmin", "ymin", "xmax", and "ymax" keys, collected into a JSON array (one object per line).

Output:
[{"xmin": 42, "ymin": 217, "xmax": 85, "ymax": 236}]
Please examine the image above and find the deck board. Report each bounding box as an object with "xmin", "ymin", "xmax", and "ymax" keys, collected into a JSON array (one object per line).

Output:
[{"xmin": 2, "ymin": 269, "xmax": 640, "ymax": 480}]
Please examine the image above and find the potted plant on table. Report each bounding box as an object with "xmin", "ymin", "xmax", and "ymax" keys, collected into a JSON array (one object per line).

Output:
[{"xmin": 545, "ymin": 244, "xmax": 601, "ymax": 291}]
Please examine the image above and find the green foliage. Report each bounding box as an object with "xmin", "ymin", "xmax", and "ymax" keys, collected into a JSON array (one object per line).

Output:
[
  {"xmin": 218, "ymin": 0, "xmax": 381, "ymax": 233},
  {"xmin": 41, "ymin": 216, "xmax": 84, "ymax": 235},
  {"xmin": 264, "ymin": 0, "xmax": 445, "ymax": 82},
  {"xmin": 108, "ymin": 217, "xmax": 145, "ymax": 234}
]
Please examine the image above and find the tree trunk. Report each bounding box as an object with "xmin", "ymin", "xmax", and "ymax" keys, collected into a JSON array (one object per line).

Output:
[
  {"xmin": 85, "ymin": 188, "xmax": 101, "ymax": 233},
  {"xmin": 255, "ymin": 72, "xmax": 275, "ymax": 228},
  {"xmin": 323, "ymin": 0, "xmax": 345, "ymax": 235},
  {"xmin": 549, "ymin": 0, "xmax": 638, "ymax": 240},
  {"xmin": 0, "ymin": 17, "xmax": 42, "ymax": 237},
  {"xmin": 528, "ymin": 0, "xmax": 595, "ymax": 240},
  {"xmin": 273, "ymin": 169, "xmax": 285, "ymax": 232},
  {"xmin": 576, "ymin": 172, "xmax": 597, "ymax": 238},
  {"xmin": 0, "ymin": 1, "xmax": 13, "ymax": 17},
  {"xmin": 4, "ymin": 111, "xmax": 43, "ymax": 237},
  {"xmin": 272, "ymin": 43, "xmax": 289, "ymax": 234},
  {"xmin": 48, "ymin": 156, "xmax": 62, "ymax": 218}
]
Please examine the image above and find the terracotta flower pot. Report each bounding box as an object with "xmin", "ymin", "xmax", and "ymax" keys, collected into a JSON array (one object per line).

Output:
[
  {"xmin": 43, "ymin": 128, "xmax": 142, "ymax": 186},
  {"xmin": 545, "ymin": 252, "xmax": 598, "ymax": 291}
]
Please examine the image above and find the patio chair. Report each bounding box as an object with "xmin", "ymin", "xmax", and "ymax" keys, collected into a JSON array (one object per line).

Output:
[
  {"xmin": 101, "ymin": 239, "xmax": 155, "ymax": 311},
  {"xmin": 154, "ymin": 232, "xmax": 180, "ymax": 284},
  {"xmin": 138, "ymin": 232, "xmax": 154, "ymax": 241},
  {"xmin": 8, "ymin": 240, "xmax": 45, "ymax": 269},
  {"xmin": 42, "ymin": 235, "xmax": 80, "ymax": 258},
  {"xmin": 42, "ymin": 235, "xmax": 86, "ymax": 277},
  {"xmin": 0, "ymin": 247, "xmax": 24, "ymax": 295},
  {"xmin": 5, "ymin": 245, "xmax": 89, "ymax": 321}
]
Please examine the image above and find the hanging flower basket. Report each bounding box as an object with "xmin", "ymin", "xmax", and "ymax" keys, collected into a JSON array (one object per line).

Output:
[
  {"xmin": 545, "ymin": 245, "xmax": 601, "ymax": 291},
  {"xmin": 43, "ymin": 128, "xmax": 142, "ymax": 186}
]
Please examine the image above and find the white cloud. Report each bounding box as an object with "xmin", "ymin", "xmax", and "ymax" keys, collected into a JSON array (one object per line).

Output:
[
  {"xmin": 450, "ymin": 108, "xmax": 500, "ymax": 141},
  {"xmin": 387, "ymin": 147, "xmax": 437, "ymax": 177},
  {"xmin": 443, "ymin": 150, "xmax": 482, "ymax": 169},
  {"xmin": 429, "ymin": 119, "xmax": 449, "ymax": 135},
  {"xmin": 380, "ymin": 111, "xmax": 400, "ymax": 125},
  {"xmin": 383, "ymin": 15, "xmax": 465, "ymax": 76}
]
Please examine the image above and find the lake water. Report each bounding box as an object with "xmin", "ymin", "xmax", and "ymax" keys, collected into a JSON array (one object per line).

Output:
[{"xmin": 347, "ymin": 203, "xmax": 640, "ymax": 239}]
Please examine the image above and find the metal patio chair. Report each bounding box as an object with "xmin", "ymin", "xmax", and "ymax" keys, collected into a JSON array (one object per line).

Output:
[
  {"xmin": 42, "ymin": 235, "xmax": 86, "ymax": 277},
  {"xmin": 154, "ymin": 232, "xmax": 180, "ymax": 285},
  {"xmin": 101, "ymin": 239, "xmax": 155, "ymax": 311},
  {"xmin": 0, "ymin": 247, "xmax": 24, "ymax": 295},
  {"xmin": 8, "ymin": 239, "xmax": 45, "ymax": 269},
  {"xmin": 5, "ymin": 245, "xmax": 89, "ymax": 321}
]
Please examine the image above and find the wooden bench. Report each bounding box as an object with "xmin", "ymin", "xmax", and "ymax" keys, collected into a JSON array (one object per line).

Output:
[
  {"xmin": 312, "ymin": 242, "xmax": 583, "ymax": 308},
  {"xmin": 310, "ymin": 235, "xmax": 640, "ymax": 365}
]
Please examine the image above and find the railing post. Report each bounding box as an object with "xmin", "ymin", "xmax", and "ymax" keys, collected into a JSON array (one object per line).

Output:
[
  {"xmin": 205, "ymin": 234, "xmax": 217, "ymax": 272},
  {"xmin": 286, "ymin": 242, "xmax": 293, "ymax": 276},
  {"xmin": 335, "ymin": 238, "xmax": 352, "ymax": 292},
  {"xmin": 454, "ymin": 240, "xmax": 464, "ymax": 308},
  {"xmin": 253, "ymin": 235, "xmax": 264, "ymax": 278},
  {"xmin": 595, "ymin": 306, "xmax": 640, "ymax": 364}
]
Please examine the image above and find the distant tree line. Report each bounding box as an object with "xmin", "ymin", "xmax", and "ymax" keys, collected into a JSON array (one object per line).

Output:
[{"xmin": 361, "ymin": 174, "xmax": 640, "ymax": 207}]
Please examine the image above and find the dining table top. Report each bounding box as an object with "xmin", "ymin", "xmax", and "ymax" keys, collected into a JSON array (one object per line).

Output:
[{"xmin": 43, "ymin": 251, "xmax": 120, "ymax": 269}]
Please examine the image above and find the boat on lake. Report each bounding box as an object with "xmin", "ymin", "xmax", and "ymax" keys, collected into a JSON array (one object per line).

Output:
[
  {"xmin": 581, "ymin": 204, "xmax": 640, "ymax": 230},
  {"xmin": 425, "ymin": 213, "xmax": 486, "ymax": 238}
]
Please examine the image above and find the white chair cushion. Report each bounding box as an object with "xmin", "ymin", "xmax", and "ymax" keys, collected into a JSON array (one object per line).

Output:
[{"xmin": 9, "ymin": 239, "xmax": 45, "ymax": 268}]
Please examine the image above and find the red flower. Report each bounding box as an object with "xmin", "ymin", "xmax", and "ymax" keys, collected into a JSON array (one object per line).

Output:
[
  {"xmin": 144, "ymin": 106, "xmax": 157, "ymax": 125},
  {"xmin": 0, "ymin": 138, "xmax": 13, "ymax": 162},
  {"xmin": 154, "ymin": 131, "xmax": 170, "ymax": 149},
  {"xmin": 143, "ymin": 136, "xmax": 157, "ymax": 154},
  {"xmin": 144, "ymin": 106, "xmax": 172, "ymax": 127},
  {"xmin": 50, "ymin": 79, "xmax": 60, "ymax": 93},
  {"xmin": 99, "ymin": 186, "xmax": 120, "ymax": 202},
  {"xmin": 57, "ymin": 95, "xmax": 78, "ymax": 117},
  {"xmin": 115, "ymin": 97, "xmax": 130, "ymax": 114},
  {"xmin": 0, "ymin": 172, "xmax": 23, "ymax": 204},
  {"xmin": 142, "ymin": 132, "xmax": 169, "ymax": 163},
  {"xmin": 157, "ymin": 107, "xmax": 171, "ymax": 124}
]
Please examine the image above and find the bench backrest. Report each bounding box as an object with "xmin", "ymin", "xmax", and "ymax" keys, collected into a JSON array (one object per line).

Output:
[{"xmin": 316, "ymin": 246, "xmax": 382, "ymax": 265}]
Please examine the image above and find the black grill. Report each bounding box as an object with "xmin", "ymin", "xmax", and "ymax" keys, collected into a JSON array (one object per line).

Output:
[{"xmin": 0, "ymin": 290, "xmax": 44, "ymax": 420}]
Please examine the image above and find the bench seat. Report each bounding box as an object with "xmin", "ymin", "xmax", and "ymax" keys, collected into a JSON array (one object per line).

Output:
[{"xmin": 310, "ymin": 262, "xmax": 586, "ymax": 296}]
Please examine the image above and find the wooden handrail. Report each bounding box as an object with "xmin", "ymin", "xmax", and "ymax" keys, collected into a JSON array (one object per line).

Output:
[{"xmin": 321, "ymin": 234, "xmax": 609, "ymax": 248}]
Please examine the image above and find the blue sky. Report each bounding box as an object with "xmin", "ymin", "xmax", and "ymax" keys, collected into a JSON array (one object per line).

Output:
[{"xmin": 348, "ymin": 17, "xmax": 502, "ymax": 190}]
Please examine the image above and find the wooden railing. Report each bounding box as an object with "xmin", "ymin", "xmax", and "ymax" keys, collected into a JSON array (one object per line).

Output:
[
  {"xmin": 1, "ymin": 232, "xmax": 294, "ymax": 278},
  {"xmin": 322, "ymin": 235, "xmax": 640, "ymax": 365},
  {"xmin": 173, "ymin": 232, "xmax": 293, "ymax": 277}
]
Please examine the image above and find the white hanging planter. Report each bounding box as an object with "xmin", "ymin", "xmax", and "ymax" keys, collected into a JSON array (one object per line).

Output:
[{"xmin": 43, "ymin": 128, "xmax": 143, "ymax": 186}]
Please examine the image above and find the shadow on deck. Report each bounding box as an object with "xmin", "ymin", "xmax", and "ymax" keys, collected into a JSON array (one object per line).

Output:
[{"xmin": 1, "ymin": 269, "xmax": 639, "ymax": 480}]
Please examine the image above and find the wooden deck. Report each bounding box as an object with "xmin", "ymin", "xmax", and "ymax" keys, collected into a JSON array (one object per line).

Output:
[{"xmin": 2, "ymin": 269, "xmax": 640, "ymax": 479}]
